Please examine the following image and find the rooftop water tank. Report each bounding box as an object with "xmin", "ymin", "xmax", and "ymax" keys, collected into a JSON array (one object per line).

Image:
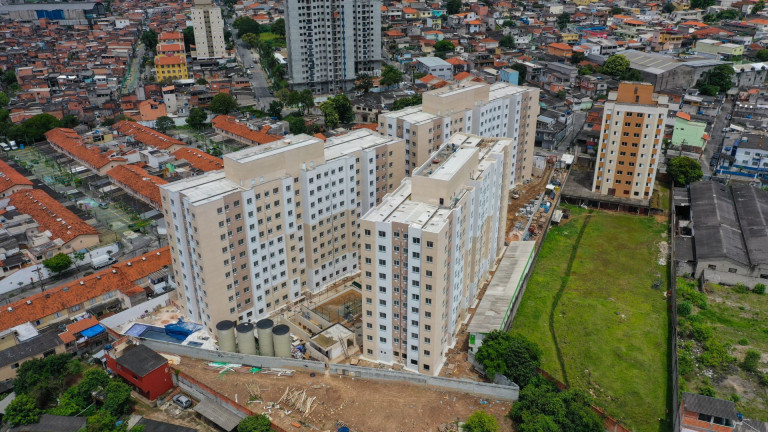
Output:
[
  {"xmin": 215, "ymin": 320, "xmax": 236, "ymax": 353},
  {"xmin": 272, "ymin": 324, "xmax": 291, "ymax": 358},
  {"xmin": 236, "ymin": 322, "xmax": 257, "ymax": 355},
  {"xmin": 256, "ymin": 319, "xmax": 275, "ymax": 357}
]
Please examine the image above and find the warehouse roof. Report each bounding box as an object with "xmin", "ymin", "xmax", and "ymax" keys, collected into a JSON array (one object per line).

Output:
[{"xmin": 690, "ymin": 181, "xmax": 749, "ymax": 266}]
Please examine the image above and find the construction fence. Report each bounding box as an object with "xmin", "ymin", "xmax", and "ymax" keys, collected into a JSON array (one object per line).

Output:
[{"xmin": 141, "ymin": 339, "xmax": 519, "ymax": 401}]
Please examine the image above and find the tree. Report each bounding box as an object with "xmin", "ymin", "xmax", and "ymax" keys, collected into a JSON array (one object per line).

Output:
[
  {"xmin": 756, "ymin": 49, "xmax": 768, "ymax": 61},
  {"xmin": 87, "ymin": 411, "xmax": 118, "ymax": 432},
  {"xmin": 267, "ymin": 100, "xmax": 284, "ymax": 119},
  {"xmin": 610, "ymin": 6, "xmax": 624, "ymax": 15},
  {"xmin": 379, "ymin": 65, "xmax": 403, "ymax": 87},
  {"xmin": 691, "ymin": 0, "xmax": 716, "ymax": 8},
  {"xmin": 434, "ymin": 40, "xmax": 456, "ymax": 58},
  {"xmin": 183, "ymin": 26, "xmax": 195, "ymax": 52},
  {"xmin": 237, "ymin": 414, "xmax": 273, "ymax": 432},
  {"xmin": 511, "ymin": 63, "xmax": 527, "ymax": 82},
  {"xmin": 0, "ymin": 91, "xmax": 9, "ymax": 107},
  {"xmin": 667, "ymin": 156, "xmax": 703, "ymax": 185},
  {"xmin": 16, "ymin": 113, "xmax": 61, "ymax": 143},
  {"xmin": 284, "ymin": 114, "xmax": 307, "ymax": 134},
  {"xmin": 187, "ymin": 107, "xmax": 207, "ymax": 130},
  {"xmin": 319, "ymin": 100, "xmax": 339, "ymax": 129},
  {"xmin": 570, "ymin": 52, "xmax": 586, "ymax": 64},
  {"xmin": 510, "ymin": 377, "xmax": 603, "ymax": 432},
  {"xmin": 242, "ymin": 32, "xmax": 259, "ymax": 49},
  {"xmin": 663, "ymin": 2, "xmax": 676, "ymax": 13},
  {"xmin": 447, "ymin": 0, "xmax": 462, "ymax": 15},
  {"xmin": 463, "ymin": 411, "xmax": 499, "ymax": 432},
  {"xmin": 696, "ymin": 64, "xmax": 734, "ymax": 94},
  {"xmin": 233, "ymin": 16, "xmax": 261, "ymax": 36},
  {"xmin": 59, "ymin": 114, "xmax": 79, "ymax": 128},
  {"xmin": 578, "ymin": 64, "xmax": 595, "ymax": 75},
  {"xmin": 500, "ymin": 35, "xmax": 515, "ymax": 49},
  {"xmin": 2, "ymin": 70, "xmax": 17, "ymax": 87},
  {"xmin": 271, "ymin": 18, "xmax": 285, "ymax": 36},
  {"xmin": 601, "ymin": 54, "xmax": 630, "ymax": 78},
  {"xmin": 393, "ymin": 94, "xmax": 422, "ymax": 110},
  {"xmin": 5, "ymin": 394, "xmax": 41, "ymax": 426},
  {"xmin": 102, "ymin": 381, "xmax": 133, "ymax": 416},
  {"xmin": 210, "ymin": 93, "xmax": 238, "ymax": 115},
  {"xmin": 196, "ymin": 77, "xmax": 209, "ymax": 85},
  {"xmin": 475, "ymin": 331, "xmax": 541, "ymax": 388},
  {"xmin": 140, "ymin": 30, "xmax": 158, "ymax": 53},
  {"xmin": 557, "ymin": 12, "xmax": 571, "ymax": 30},
  {"xmin": 355, "ymin": 74, "xmax": 374, "ymax": 93},
  {"xmin": 556, "ymin": 90, "xmax": 566, "ymax": 99},
  {"xmin": 72, "ymin": 251, "xmax": 86, "ymax": 271},
  {"xmin": 502, "ymin": 19, "xmax": 516, "ymax": 27},
  {"xmin": 752, "ymin": 0, "xmax": 765, "ymax": 14},
  {"xmin": 154, "ymin": 116, "xmax": 175, "ymax": 133},
  {"xmin": 43, "ymin": 253, "xmax": 73, "ymax": 274},
  {"xmin": 742, "ymin": 349, "xmax": 761, "ymax": 372}
]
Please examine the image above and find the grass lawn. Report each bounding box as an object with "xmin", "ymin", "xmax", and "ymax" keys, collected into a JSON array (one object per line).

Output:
[
  {"xmin": 259, "ymin": 32, "xmax": 286, "ymax": 47},
  {"xmin": 678, "ymin": 280, "xmax": 768, "ymax": 420},
  {"xmin": 513, "ymin": 206, "xmax": 671, "ymax": 432}
]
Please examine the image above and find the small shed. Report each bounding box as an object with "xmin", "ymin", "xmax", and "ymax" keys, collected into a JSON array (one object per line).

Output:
[
  {"xmin": 308, "ymin": 323, "xmax": 356, "ymax": 362},
  {"xmin": 193, "ymin": 398, "xmax": 247, "ymax": 432}
]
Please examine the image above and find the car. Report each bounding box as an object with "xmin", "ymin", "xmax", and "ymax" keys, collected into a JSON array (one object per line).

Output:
[
  {"xmin": 99, "ymin": 202, "xmax": 109, "ymax": 209},
  {"xmin": 172, "ymin": 394, "xmax": 193, "ymax": 409}
]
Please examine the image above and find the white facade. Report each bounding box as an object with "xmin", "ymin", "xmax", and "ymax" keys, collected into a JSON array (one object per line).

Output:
[
  {"xmin": 284, "ymin": 0, "xmax": 382, "ymax": 93},
  {"xmin": 191, "ymin": 0, "xmax": 227, "ymax": 59}
]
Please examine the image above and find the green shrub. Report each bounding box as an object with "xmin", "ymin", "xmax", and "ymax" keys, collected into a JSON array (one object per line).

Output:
[
  {"xmin": 679, "ymin": 348, "xmax": 695, "ymax": 377},
  {"xmin": 699, "ymin": 385, "xmax": 715, "ymax": 397},
  {"xmin": 761, "ymin": 373, "xmax": 768, "ymax": 387},
  {"xmin": 734, "ymin": 283, "xmax": 750, "ymax": 294},
  {"xmin": 742, "ymin": 349, "xmax": 761, "ymax": 372},
  {"xmin": 738, "ymin": 338, "xmax": 750, "ymax": 345},
  {"xmin": 730, "ymin": 394, "xmax": 741, "ymax": 403},
  {"xmin": 677, "ymin": 301, "xmax": 693, "ymax": 317},
  {"xmin": 690, "ymin": 321, "xmax": 714, "ymax": 342},
  {"xmin": 698, "ymin": 339, "xmax": 735, "ymax": 370},
  {"xmin": 677, "ymin": 278, "xmax": 707, "ymax": 309},
  {"xmin": 754, "ymin": 283, "xmax": 766, "ymax": 295}
]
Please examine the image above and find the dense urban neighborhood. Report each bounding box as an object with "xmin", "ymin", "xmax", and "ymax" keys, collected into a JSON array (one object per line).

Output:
[{"xmin": 0, "ymin": 0, "xmax": 767, "ymax": 430}]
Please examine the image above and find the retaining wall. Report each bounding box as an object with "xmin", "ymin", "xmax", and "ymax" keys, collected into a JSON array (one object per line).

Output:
[
  {"xmin": 100, "ymin": 293, "xmax": 171, "ymax": 329},
  {"xmin": 142, "ymin": 340, "xmax": 519, "ymax": 401}
]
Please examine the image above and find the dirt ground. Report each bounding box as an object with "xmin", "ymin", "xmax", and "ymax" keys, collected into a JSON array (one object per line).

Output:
[
  {"xmin": 312, "ymin": 289, "xmax": 361, "ymax": 324},
  {"xmin": 506, "ymin": 164, "xmax": 555, "ymax": 242},
  {"xmin": 134, "ymin": 398, "xmax": 218, "ymax": 432},
  {"xmin": 176, "ymin": 356, "xmax": 513, "ymax": 432}
]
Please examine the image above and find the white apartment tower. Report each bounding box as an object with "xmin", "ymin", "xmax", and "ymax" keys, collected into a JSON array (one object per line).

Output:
[
  {"xmin": 359, "ymin": 133, "xmax": 513, "ymax": 375},
  {"xmin": 379, "ymin": 82, "xmax": 540, "ymax": 185},
  {"xmin": 285, "ymin": 0, "xmax": 382, "ymax": 93},
  {"xmin": 592, "ymin": 82, "xmax": 668, "ymax": 200},
  {"xmin": 191, "ymin": 0, "xmax": 227, "ymax": 59},
  {"xmin": 161, "ymin": 130, "xmax": 404, "ymax": 332}
]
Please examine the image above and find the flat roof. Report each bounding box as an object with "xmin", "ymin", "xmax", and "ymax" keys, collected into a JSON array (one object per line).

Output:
[
  {"xmin": 429, "ymin": 147, "xmax": 476, "ymax": 181},
  {"xmin": 0, "ymin": 2, "xmax": 99, "ymax": 12},
  {"xmin": 416, "ymin": 56, "xmax": 451, "ymax": 67},
  {"xmin": 468, "ymin": 241, "xmax": 536, "ymax": 334},
  {"xmin": 162, "ymin": 171, "xmax": 240, "ymax": 206},
  {"xmin": 324, "ymin": 129, "xmax": 398, "ymax": 161},
  {"xmin": 224, "ymin": 134, "xmax": 320, "ymax": 165},
  {"xmin": 383, "ymin": 105, "xmax": 440, "ymax": 125}
]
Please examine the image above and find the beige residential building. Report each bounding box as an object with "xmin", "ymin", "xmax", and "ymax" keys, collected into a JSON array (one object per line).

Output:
[
  {"xmin": 592, "ymin": 82, "xmax": 668, "ymax": 200},
  {"xmin": 378, "ymin": 82, "xmax": 539, "ymax": 185},
  {"xmin": 191, "ymin": 0, "xmax": 227, "ymax": 58},
  {"xmin": 161, "ymin": 130, "xmax": 404, "ymax": 331},
  {"xmin": 359, "ymin": 133, "xmax": 513, "ymax": 375}
]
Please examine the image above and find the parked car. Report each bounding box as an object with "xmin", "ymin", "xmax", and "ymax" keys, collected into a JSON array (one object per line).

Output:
[{"xmin": 172, "ymin": 394, "xmax": 193, "ymax": 409}]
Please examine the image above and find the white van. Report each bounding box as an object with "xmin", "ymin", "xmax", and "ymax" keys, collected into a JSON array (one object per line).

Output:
[
  {"xmin": 0, "ymin": 143, "xmax": 9, "ymax": 151},
  {"xmin": 91, "ymin": 255, "xmax": 117, "ymax": 269}
]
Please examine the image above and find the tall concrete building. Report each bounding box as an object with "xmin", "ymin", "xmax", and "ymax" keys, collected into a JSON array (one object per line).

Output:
[
  {"xmin": 284, "ymin": 0, "xmax": 382, "ymax": 93},
  {"xmin": 161, "ymin": 129, "xmax": 404, "ymax": 332},
  {"xmin": 191, "ymin": 0, "xmax": 227, "ymax": 59},
  {"xmin": 592, "ymin": 82, "xmax": 669, "ymax": 200},
  {"xmin": 378, "ymin": 82, "xmax": 539, "ymax": 184},
  {"xmin": 359, "ymin": 133, "xmax": 513, "ymax": 375}
]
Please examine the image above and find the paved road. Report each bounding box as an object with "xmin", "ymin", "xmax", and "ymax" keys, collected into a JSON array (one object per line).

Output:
[
  {"xmin": 122, "ymin": 42, "xmax": 145, "ymax": 95},
  {"xmin": 558, "ymin": 110, "xmax": 587, "ymax": 153},
  {"xmin": 228, "ymin": 18, "xmax": 275, "ymax": 109},
  {"xmin": 700, "ymin": 97, "xmax": 735, "ymax": 177}
]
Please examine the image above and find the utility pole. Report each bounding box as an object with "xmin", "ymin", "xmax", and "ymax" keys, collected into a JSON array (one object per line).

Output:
[{"xmin": 34, "ymin": 266, "xmax": 45, "ymax": 292}]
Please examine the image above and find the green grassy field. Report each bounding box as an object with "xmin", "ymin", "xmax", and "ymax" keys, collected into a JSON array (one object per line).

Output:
[
  {"xmin": 513, "ymin": 207, "xmax": 671, "ymax": 432},
  {"xmin": 259, "ymin": 32, "xmax": 286, "ymax": 47}
]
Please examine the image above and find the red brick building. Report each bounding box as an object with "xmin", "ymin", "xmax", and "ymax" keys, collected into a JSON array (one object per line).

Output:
[{"xmin": 106, "ymin": 342, "xmax": 172, "ymax": 400}]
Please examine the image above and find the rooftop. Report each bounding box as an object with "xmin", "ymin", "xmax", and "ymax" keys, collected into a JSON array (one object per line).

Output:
[
  {"xmin": 0, "ymin": 330, "xmax": 62, "ymax": 369},
  {"xmin": 114, "ymin": 121, "xmax": 184, "ymax": 150},
  {"xmin": 107, "ymin": 164, "xmax": 168, "ymax": 207},
  {"xmin": 0, "ymin": 159, "xmax": 33, "ymax": 194},
  {"xmin": 211, "ymin": 115, "xmax": 282, "ymax": 145},
  {"xmin": 9, "ymin": 189, "xmax": 98, "ymax": 243},
  {"xmin": 171, "ymin": 147, "xmax": 224, "ymax": 171},
  {"xmin": 324, "ymin": 129, "xmax": 400, "ymax": 161},
  {"xmin": 114, "ymin": 344, "xmax": 169, "ymax": 376}
]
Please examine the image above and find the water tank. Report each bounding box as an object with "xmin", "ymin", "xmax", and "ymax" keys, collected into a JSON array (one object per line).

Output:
[
  {"xmin": 216, "ymin": 320, "xmax": 236, "ymax": 352},
  {"xmin": 236, "ymin": 322, "xmax": 257, "ymax": 355},
  {"xmin": 256, "ymin": 319, "xmax": 274, "ymax": 357},
  {"xmin": 272, "ymin": 324, "xmax": 291, "ymax": 358}
]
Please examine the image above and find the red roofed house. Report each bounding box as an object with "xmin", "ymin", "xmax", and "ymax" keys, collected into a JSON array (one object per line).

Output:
[
  {"xmin": 211, "ymin": 115, "xmax": 283, "ymax": 146},
  {"xmin": 547, "ymin": 42, "xmax": 573, "ymax": 58},
  {"xmin": 46, "ymin": 128, "xmax": 126, "ymax": 175},
  {"xmin": 0, "ymin": 158, "xmax": 33, "ymax": 197},
  {"xmin": 106, "ymin": 341, "xmax": 173, "ymax": 401},
  {"xmin": 445, "ymin": 57, "xmax": 468, "ymax": 74},
  {"xmin": 172, "ymin": 147, "xmax": 224, "ymax": 172},
  {"xmin": 58, "ymin": 316, "xmax": 108, "ymax": 354},
  {"xmin": 9, "ymin": 189, "xmax": 99, "ymax": 259},
  {"xmin": 107, "ymin": 164, "xmax": 168, "ymax": 209},
  {"xmin": 113, "ymin": 121, "xmax": 186, "ymax": 152},
  {"xmin": 0, "ymin": 247, "xmax": 171, "ymax": 333}
]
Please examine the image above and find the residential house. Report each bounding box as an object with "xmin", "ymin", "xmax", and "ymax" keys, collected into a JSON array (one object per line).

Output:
[
  {"xmin": 106, "ymin": 341, "xmax": 173, "ymax": 400},
  {"xmin": 211, "ymin": 115, "xmax": 283, "ymax": 146}
]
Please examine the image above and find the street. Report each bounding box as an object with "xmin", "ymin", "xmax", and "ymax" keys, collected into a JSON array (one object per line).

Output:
[
  {"xmin": 228, "ymin": 18, "xmax": 275, "ymax": 108},
  {"xmin": 700, "ymin": 97, "xmax": 735, "ymax": 177}
]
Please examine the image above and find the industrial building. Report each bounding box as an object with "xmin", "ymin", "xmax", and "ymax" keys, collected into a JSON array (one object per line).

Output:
[
  {"xmin": 674, "ymin": 181, "xmax": 768, "ymax": 287},
  {"xmin": 0, "ymin": 2, "xmax": 106, "ymax": 25},
  {"xmin": 359, "ymin": 133, "xmax": 514, "ymax": 375}
]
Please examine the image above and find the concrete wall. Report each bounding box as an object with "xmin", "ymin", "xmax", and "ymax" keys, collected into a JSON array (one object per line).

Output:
[
  {"xmin": 100, "ymin": 293, "xmax": 171, "ymax": 329},
  {"xmin": 141, "ymin": 340, "xmax": 518, "ymax": 401}
]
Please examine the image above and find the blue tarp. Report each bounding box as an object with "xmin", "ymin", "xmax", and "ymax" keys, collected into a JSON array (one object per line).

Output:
[
  {"xmin": 164, "ymin": 319, "xmax": 202, "ymax": 341},
  {"xmin": 80, "ymin": 324, "xmax": 106, "ymax": 338}
]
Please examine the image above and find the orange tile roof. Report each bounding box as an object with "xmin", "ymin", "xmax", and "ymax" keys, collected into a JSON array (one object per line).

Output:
[
  {"xmin": 749, "ymin": 18, "xmax": 768, "ymax": 25},
  {"xmin": 9, "ymin": 189, "xmax": 98, "ymax": 243},
  {"xmin": 159, "ymin": 32, "xmax": 182, "ymax": 40},
  {"xmin": 107, "ymin": 164, "xmax": 167, "ymax": 208},
  {"xmin": 172, "ymin": 147, "xmax": 224, "ymax": 171},
  {"xmin": 114, "ymin": 121, "xmax": 184, "ymax": 150},
  {"xmin": 403, "ymin": 7, "xmax": 418, "ymax": 13},
  {"xmin": 445, "ymin": 57, "xmax": 468, "ymax": 65},
  {"xmin": 467, "ymin": 19, "xmax": 483, "ymax": 25},
  {"xmin": 0, "ymin": 247, "xmax": 170, "ymax": 332},
  {"xmin": 211, "ymin": 115, "xmax": 282, "ymax": 145},
  {"xmin": 313, "ymin": 133, "xmax": 327, "ymax": 141},
  {"xmin": 0, "ymin": 158, "xmax": 33, "ymax": 194},
  {"xmin": 418, "ymin": 74, "xmax": 439, "ymax": 83},
  {"xmin": 623, "ymin": 19, "xmax": 645, "ymax": 25},
  {"xmin": 157, "ymin": 43, "xmax": 184, "ymax": 53},
  {"xmin": 681, "ymin": 21, "xmax": 708, "ymax": 27},
  {"xmin": 58, "ymin": 316, "xmax": 100, "ymax": 343},
  {"xmin": 454, "ymin": 71, "xmax": 473, "ymax": 80},
  {"xmin": 46, "ymin": 128, "xmax": 112, "ymax": 169},
  {"xmin": 353, "ymin": 124, "xmax": 378, "ymax": 131},
  {"xmin": 548, "ymin": 42, "xmax": 573, "ymax": 50},
  {"xmin": 155, "ymin": 55, "xmax": 184, "ymax": 65},
  {"xmin": 676, "ymin": 111, "xmax": 692, "ymax": 121}
]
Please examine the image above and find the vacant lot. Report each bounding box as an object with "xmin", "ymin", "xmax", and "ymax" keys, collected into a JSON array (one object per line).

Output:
[
  {"xmin": 513, "ymin": 207, "xmax": 671, "ymax": 432},
  {"xmin": 259, "ymin": 32, "xmax": 286, "ymax": 47},
  {"xmin": 677, "ymin": 279, "xmax": 768, "ymax": 420}
]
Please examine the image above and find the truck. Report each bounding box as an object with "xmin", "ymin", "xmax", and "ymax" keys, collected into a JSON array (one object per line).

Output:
[{"xmin": 91, "ymin": 255, "xmax": 116, "ymax": 269}]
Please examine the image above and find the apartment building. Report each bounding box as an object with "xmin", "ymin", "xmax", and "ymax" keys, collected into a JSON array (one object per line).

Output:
[
  {"xmin": 160, "ymin": 129, "xmax": 404, "ymax": 332},
  {"xmin": 378, "ymin": 82, "xmax": 539, "ymax": 185},
  {"xmin": 359, "ymin": 133, "xmax": 513, "ymax": 375},
  {"xmin": 191, "ymin": 0, "xmax": 227, "ymax": 59},
  {"xmin": 592, "ymin": 82, "xmax": 669, "ymax": 200},
  {"xmin": 285, "ymin": 0, "xmax": 382, "ymax": 93}
]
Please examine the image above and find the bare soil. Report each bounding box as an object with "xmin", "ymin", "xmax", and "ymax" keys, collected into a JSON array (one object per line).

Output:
[{"xmin": 175, "ymin": 356, "xmax": 513, "ymax": 432}]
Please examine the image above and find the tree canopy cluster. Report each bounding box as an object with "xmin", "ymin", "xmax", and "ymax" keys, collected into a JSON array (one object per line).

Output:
[
  {"xmin": 0, "ymin": 112, "xmax": 79, "ymax": 145},
  {"xmin": 667, "ymin": 156, "xmax": 703, "ymax": 186},
  {"xmin": 379, "ymin": 65, "xmax": 403, "ymax": 87},
  {"xmin": 696, "ymin": 64, "xmax": 734, "ymax": 96},
  {"xmin": 210, "ymin": 93, "xmax": 238, "ymax": 115},
  {"xmin": 393, "ymin": 94, "xmax": 422, "ymax": 110},
  {"xmin": 320, "ymin": 94, "xmax": 354, "ymax": 129},
  {"xmin": 237, "ymin": 414, "xmax": 274, "ymax": 432}
]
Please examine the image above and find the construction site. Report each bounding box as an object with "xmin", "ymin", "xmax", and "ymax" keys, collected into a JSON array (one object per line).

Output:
[{"xmin": 174, "ymin": 356, "xmax": 513, "ymax": 432}]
